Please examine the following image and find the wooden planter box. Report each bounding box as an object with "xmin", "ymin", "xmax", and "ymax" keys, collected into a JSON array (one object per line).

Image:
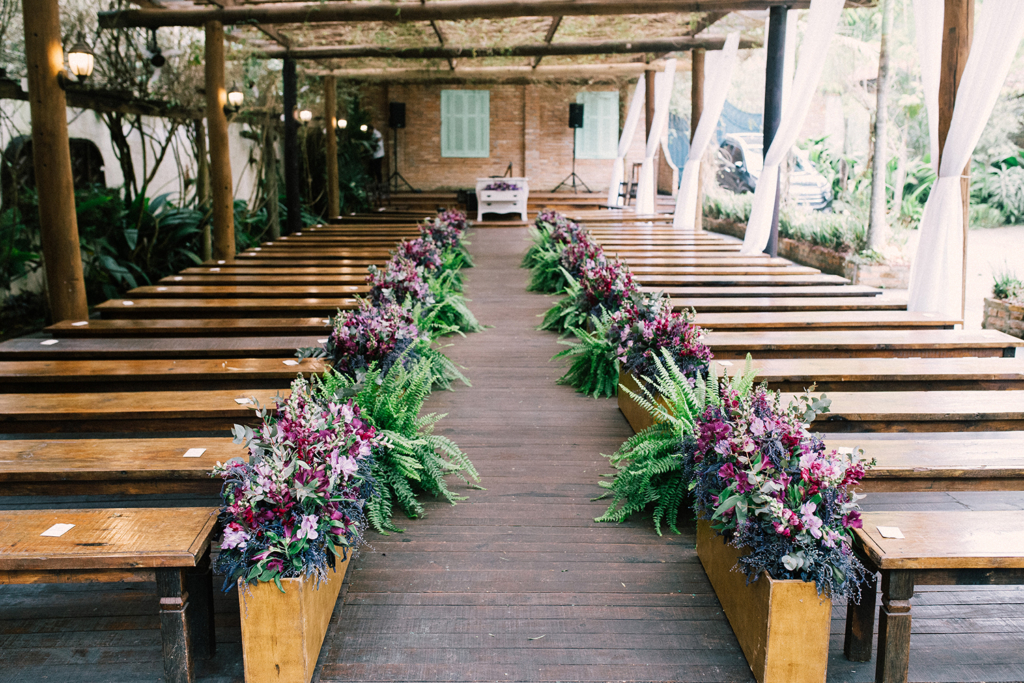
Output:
[
  {"xmin": 983, "ymin": 297, "xmax": 1024, "ymax": 339},
  {"xmin": 238, "ymin": 550, "xmax": 351, "ymax": 683},
  {"xmin": 696, "ymin": 520, "xmax": 831, "ymax": 683},
  {"xmin": 617, "ymin": 369, "xmax": 657, "ymax": 433}
]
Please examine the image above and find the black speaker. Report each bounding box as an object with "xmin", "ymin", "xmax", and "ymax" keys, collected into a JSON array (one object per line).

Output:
[
  {"xmin": 389, "ymin": 102, "xmax": 406, "ymax": 129},
  {"xmin": 568, "ymin": 103, "xmax": 585, "ymax": 129}
]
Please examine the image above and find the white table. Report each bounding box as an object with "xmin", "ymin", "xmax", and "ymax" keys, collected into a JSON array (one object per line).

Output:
[{"xmin": 476, "ymin": 177, "xmax": 529, "ymax": 222}]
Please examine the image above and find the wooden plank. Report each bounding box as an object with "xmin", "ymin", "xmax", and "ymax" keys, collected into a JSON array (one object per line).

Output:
[
  {"xmin": 0, "ymin": 336, "xmax": 321, "ymax": 360},
  {"xmin": 636, "ymin": 274, "xmax": 849, "ymax": 286},
  {"xmin": 127, "ymin": 285, "xmax": 368, "ymax": 298},
  {"xmin": 0, "ymin": 507, "xmax": 218, "ymax": 571},
  {"xmin": 707, "ymin": 329, "xmax": 1021, "ymax": 359},
  {"xmin": 47, "ymin": 318, "xmax": 331, "ymax": 338},
  {"xmin": 696, "ymin": 310, "xmax": 955, "ymax": 331},
  {"xmin": 653, "ymin": 284, "xmax": 882, "ymax": 298},
  {"xmin": 801, "ymin": 390, "xmax": 1024, "ymax": 432},
  {"xmin": 675, "ymin": 297, "xmax": 906, "ymax": 313},
  {"xmin": 96, "ymin": 298, "xmax": 357, "ymax": 318}
]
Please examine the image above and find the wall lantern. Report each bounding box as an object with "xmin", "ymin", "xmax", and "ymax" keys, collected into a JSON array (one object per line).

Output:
[
  {"xmin": 359, "ymin": 124, "xmax": 368, "ymax": 132},
  {"xmin": 66, "ymin": 35, "xmax": 95, "ymax": 83},
  {"xmin": 296, "ymin": 109, "xmax": 313, "ymax": 124},
  {"xmin": 337, "ymin": 118, "xmax": 348, "ymax": 130},
  {"xmin": 225, "ymin": 85, "xmax": 244, "ymax": 114}
]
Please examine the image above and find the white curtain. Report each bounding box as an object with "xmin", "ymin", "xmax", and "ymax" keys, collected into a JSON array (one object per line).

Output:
[
  {"xmin": 673, "ymin": 33, "xmax": 741, "ymax": 229},
  {"xmin": 913, "ymin": 0, "xmax": 943, "ymax": 173},
  {"xmin": 740, "ymin": 0, "xmax": 845, "ymax": 255},
  {"xmin": 607, "ymin": 74, "xmax": 647, "ymax": 207},
  {"xmin": 634, "ymin": 59, "xmax": 677, "ymax": 215},
  {"xmin": 908, "ymin": 0, "xmax": 1024, "ymax": 317}
]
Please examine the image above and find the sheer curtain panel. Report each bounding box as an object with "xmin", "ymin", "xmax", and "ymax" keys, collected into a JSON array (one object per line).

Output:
[{"xmin": 607, "ymin": 74, "xmax": 647, "ymax": 207}]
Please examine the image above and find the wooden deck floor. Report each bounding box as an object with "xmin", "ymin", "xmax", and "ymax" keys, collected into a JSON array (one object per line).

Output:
[{"xmin": 1, "ymin": 228, "xmax": 1022, "ymax": 682}]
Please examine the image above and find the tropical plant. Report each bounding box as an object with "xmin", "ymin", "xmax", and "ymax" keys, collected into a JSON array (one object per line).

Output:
[
  {"xmin": 993, "ymin": 270, "xmax": 1024, "ymax": 302},
  {"xmin": 312, "ymin": 361, "xmax": 479, "ymax": 534},
  {"xmin": 553, "ymin": 309, "xmax": 619, "ymax": 399}
]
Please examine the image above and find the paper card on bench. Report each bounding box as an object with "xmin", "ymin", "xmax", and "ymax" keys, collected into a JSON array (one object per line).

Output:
[
  {"xmin": 183, "ymin": 448, "xmax": 206, "ymax": 458},
  {"xmin": 41, "ymin": 523, "xmax": 75, "ymax": 537},
  {"xmin": 283, "ymin": 360, "xmax": 299, "ymax": 366},
  {"xmin": 40, "ymin": 339, "xmax": 59, "ymax": 346},
  {"xmin": 234, "ymin": 398, "xmax": 253, "ymax": 405},
  {"xmin": 877, "ymin": 526, "xmax": 904, "ymax": 539},
  {"xmin": 72, "ymin": 321, "xmax": 89, "ymax": 326},
  {"xmin": 317, "ymin": 338, "xmax": 328, "ymax": 344}
]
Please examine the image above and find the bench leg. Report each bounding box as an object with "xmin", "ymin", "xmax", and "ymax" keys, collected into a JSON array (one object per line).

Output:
[
  {"xmin": 844, "ymin": 570, "xmax": 878, "ymax": 662},
  {"xmin": 875, "ymin": 569, "xmax": 914, "ymax": 683},
  {"xmin": 156, "ymin": 568, "xmax": 195, "ymax": 683},
  {"xmin": 185, "ymin": 548, "xmax": 217, "ymax": 660}
]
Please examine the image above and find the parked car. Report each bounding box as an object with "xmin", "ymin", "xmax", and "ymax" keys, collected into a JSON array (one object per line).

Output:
[{"xmin": 715, "ymin": 132, "xmax": 833, "ymax": 210}]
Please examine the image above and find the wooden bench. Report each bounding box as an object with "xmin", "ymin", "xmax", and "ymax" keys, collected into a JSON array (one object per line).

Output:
[
  {"xmin": 799, "ymin": 390, "xmax": 1024, "ymax": 432},
  {"xmin": 675, "ymin": 297, "xmax": 906, "ymax": 313},
  {"xmin": 127, "ymin": 285, "xmax": 368, "ymax": 298},
  {"xmin": 707, "ymin": 329, "xmax": 1021, "ymax": 359},
  {"xmin": 0, "ymin": 507, "xmax": 219, "ymax": 683},
  {"xmin": 47, "ymin": 318, "xmax": 331, "ymax": 338},
  {"xmin": 0, "ymin": 357, "xmax": 324, "ymax": 392},
  {"xmin": 636, "ymin": 273, "xmax": 850, "ymax": 286},
  {"xmin": 695, "ymin": 310, "xmax": 956, "ymax": 331},
  {"xmin": 96, "ymin": 297, "xmax": 358, "ymax": 319},
  {"xmin": 162, "ymin": 274, "xmax": 373, "ymax": 286},
  {"xmin": 0, "ymin": 388, "xmax": 284, "ymax": 433},
  {"xmin": 655, "ymin": 285, "xmax": 883, "ymax": 298},
  {"xmin": 0, "ymin": 335, "xmax": 322, "ymax": 360},
  {"xmin": 739, "ymin": 356, "xmax": 1024, "ymax": 392},
  {"xmin": 180, "ymin": 266, "xmax": 377, "ymax": 276},
  {"xmin": 0, "ymin": 437, "xmax": 239, "ymax": 494},
  {"xmin": 824, "ymin": 435, "xmax": 1024, "ymax": 492},
  {"xmin": 843, "ymin": 511, "xmax": 1024, "ymax": 683}
]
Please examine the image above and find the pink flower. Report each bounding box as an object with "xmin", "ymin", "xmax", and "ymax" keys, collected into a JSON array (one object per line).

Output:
[
  {"xmin": 800, "ymin": 502, "xmax": 823, "ymax": 538},
  {"xmin": 222, "ymin": 522, "xmax": 249, "ymax": 550},
  {"xmin": 297, "ymin": 514, "xmax": 320, "ymax": 541}
]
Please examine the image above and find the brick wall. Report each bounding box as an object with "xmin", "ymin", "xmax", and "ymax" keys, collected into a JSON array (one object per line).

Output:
[
  {"xmin": 357, "ymin": 81, "xmax": 651, "ymax": 194},
  {"xmin": 984, "ymin": 298, "xmax": 1024, "ymax": 338}
]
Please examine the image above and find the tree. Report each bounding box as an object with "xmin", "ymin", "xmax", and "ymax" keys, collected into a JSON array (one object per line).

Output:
[{"xmin": 867, "ymin": 0, "xmax": 893, "ymax": 251}]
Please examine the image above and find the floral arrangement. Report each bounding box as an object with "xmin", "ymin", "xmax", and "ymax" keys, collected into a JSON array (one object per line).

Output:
[
  {"xmin": 213, "ymin": 377, "xmax": 378, "ymax": 590},
  {"xmin": 558, "ymin": 239, "xmax": 606, "ymax": 281},
  {"xmin": 540, "ymin": 258, "xmax": 635, "ymax": 335},
  {"xmin": 611, "ymin": 303, "xmax": 712, "ymax": 381},
  {"xmin": 325, "ymin": 300, "xmax": 426, "ymax": 380},
  {"xmin": 396, "ymin": 238, "xmax": 443, "ymax": 271},
  {"xmin": 691, "ymin": 381, "xmax": 871, "ymax": 601},
  {"xmin": 420, "ymin": 209, "xmax": 467, "ymax": 250},
  {"xmin": 483, "ymin": 181, "xmax": 520, "ymax": 191},
  {"xmin": 367, "ymin": 258, "xmax": 433, "ymax": 307},
  {"xmin": 523, "ymin": 209, "xmax": 585, "ymax": 282}
]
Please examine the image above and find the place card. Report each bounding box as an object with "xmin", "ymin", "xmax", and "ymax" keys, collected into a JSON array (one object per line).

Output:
[
  {"xmin": 41, "ymin": 523, "xmax": 75, "ymax": 537},
  {"xmin": 122, "ymin": 301, "xmax": 134, "ymax": 306},
  {"xmin": 71, "ymin": 321, "xmax": 89, "ymax": 327},
  {"xmin": 157, "ymin": 287, "xmax": 168, "ymax": 291},
  {"xmin": 209, "ymin": 268, "xmax": 220, "ymax": 272},
  {"xmin": 40, "ymin": 339, "xmax": 59, "ymax": 346},
  {"xmin": 254, "ymin": 247, "xmax": 262, "ymax": 251},
  {"xmin": 717, "ymin": 361, "xmax": 733, "ymax": 367},
  {"xmin": 283, "ymin": 360, "xmax": 299, "ymax": 366},
  {"xmin": 173, "ymin": 276, "xmax": 183, "ymax": 281},
  {"xmin": 234, "ymin": 398, "xmax": 253, "ymax": 405},
  {"xmin": 294, "ymin": 232, "xmax": 302, "ymax": 236},
  {"xmin": 876, "ymin": 526, "xmax": 904, "ymax": 539},
  {"xmin": 265, "ymin": 242, "xmax": 274, "ymax": 246},
  {"xmin": 183, "ymin": 448, "xmax": 206, "ymax": 458},
  {"xmin": 835, "ymin": 447, "xmax": 855, "ymax": 455},
  {"xmin": 217, "ymin": 260, "xmax": 226, "ymax": 264},
  {"xmin": 317, "ymin": 338, "xmax": 329, "ymax": 344}
]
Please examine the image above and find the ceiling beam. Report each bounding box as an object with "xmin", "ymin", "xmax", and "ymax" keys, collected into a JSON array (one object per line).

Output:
[
  {"xmin": 208, "ymin": 0, "xmax": 292, "ymax": 48},
  {"xmin": 307, "ymin": 62, "xmax": 667, "ymax": 83},
  {"xmin": 99, "ymin": 0, "xmax": 874, "ymax": 29},
  {"xmin": 257, "ymin": 34, "xmax": 761, "ymax": 60},
  {"xmin": 653, "ymin": 9, "xmax": 727, "ymax": 59},
  {"xmin": 533, "ymin": 15, "xmax": 563, "ymax": 68}
]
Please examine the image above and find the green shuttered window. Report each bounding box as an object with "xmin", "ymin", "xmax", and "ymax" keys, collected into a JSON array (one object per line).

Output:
[
  {"xmin": 441, "ymin": 90, "xmax": 490, "ymax": 158},
  {"xmin": 575, "ymin": 91, "xmax": 619, "ymax": 160}
]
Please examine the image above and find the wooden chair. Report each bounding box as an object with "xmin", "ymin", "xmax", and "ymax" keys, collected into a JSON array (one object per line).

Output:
[{"xmin": 617, "ymin": 162, "xmax": 643, "ymax": 206}]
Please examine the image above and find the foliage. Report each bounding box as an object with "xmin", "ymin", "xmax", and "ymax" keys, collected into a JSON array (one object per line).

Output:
[
  {"xmin": 993, "ymin": 270, "xmax": 1024, "ymax": 302},
  {"xmin": 553, "ymin": 309, "xmax": 619, "ymax": 399},
  {"xmin": 973, "ymin": 162, "xmax": 1024, "ymax": 225},
  {"xmin": 322, "ymin": 300, "xmax": 426, "ymax": 380},
  {"xmin": 212, "ymin": 378, "xmax": 378, "ymax": 591},
  {"xmin": 312, "ymin": 362, "xmax": 479, "ymax": 534},
  {"xmin": 611, "ymin": 301, "xmax": 712, "ymax": 382}
]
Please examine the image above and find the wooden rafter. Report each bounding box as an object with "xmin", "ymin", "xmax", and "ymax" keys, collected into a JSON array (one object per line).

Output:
[
  {"xmin": 654, "ymin": 10, "xmax": 727, "ymax": 59},
  {"xmin": 258, "ymin": 34, "xmax": 761, "ymax": 60},
  {"xmin": 533, "ymin": 16, "xmax": 563, "ymax": 68},
  {"xmin": 99, "ymin": 0, "xmax": 876, "ymax": 29},
  {"xmin": 308, "ymin": 61, "xmax": 667, "ymax": 83},
  {"xmin": 208, "ymin": 0, "xmax": 291, "ymax": 48}
]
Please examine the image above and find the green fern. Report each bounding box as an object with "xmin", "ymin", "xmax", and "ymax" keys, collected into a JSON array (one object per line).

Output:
[
  {"xmin": 417, "ymin": 342, "xmax": 471, "ymax": 392},
  {"xmin": 539, "ymin": 270, "xmax": 590, "ymax": 334},
  {"xmin": 552, "ymin": 309, "xmax": 618, "ymax": 398},
  {"xmin": 526, "ymin": 244, "xmax": 571, "ymax": 293},
  {"xmin": 522, "ymin": 224, "xmax": 554, "ymax": 269},
  {"xmin": 312, "ymin": 360, "xmax": 479, "ymax": 534}
]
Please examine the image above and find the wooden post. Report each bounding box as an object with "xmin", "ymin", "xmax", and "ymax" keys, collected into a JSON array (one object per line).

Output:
[
  {"xmin": 204, "ymin": 20, "xmax": 235, "ymax": 261},
  {"xmin": 263, "ymin": 119, "xmax": 281, "ymax": 240},
  {"xmin": 938, "ymin": 0, "xmax": 973, "ymax": 320},
  {"xmin": 283, "ymin": 57, "xmax": 302, "ymax": 234},
  {"xmin": 691, "ymin": 48, "xmax": 705, "ymax": 230},
  {"xmin": 324, "ymin": 75, "xmax": 340, "ymax": 218},
  {"xmin": 193, "ymin": 118, "xmax": 212, "ymax": 261},
  {"xmin": 762, "ymin": 6, "xmax": 787, "ymax": 258},
  {"xmin": 645, "ymin": 67, "xmax": 659, "ymax": 195},
  {"xmin": 22, "ymin": 0, "xmax": 88, "ymax": 322}
]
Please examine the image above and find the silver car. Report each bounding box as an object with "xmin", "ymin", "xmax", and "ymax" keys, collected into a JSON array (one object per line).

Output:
[{"xmin": 716, "ymin": 132, "xmax": 833, "ymax": 210}]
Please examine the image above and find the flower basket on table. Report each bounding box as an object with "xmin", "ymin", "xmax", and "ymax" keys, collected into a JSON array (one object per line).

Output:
[
  {"xmin": 212, "ymin": 378, "xmax": 379, "ymax": 683},
  {"xmin": 691, "ymin": 377, "xmax": 871, "ymax": 683}
]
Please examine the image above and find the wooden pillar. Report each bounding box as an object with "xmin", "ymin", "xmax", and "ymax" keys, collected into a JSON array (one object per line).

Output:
[
  {"xmin": 938, "ymin": 0, "xmax": 973, "ymax": 320},
  {"xmin": 691, "ymin": 48, "xmax": 705, "ymax": 230},
  {"xmin": 22, "ymin": 0, "xmax": 88, "ymax": 322},
  {"xmin": 193, "ymin": 118, "xmax": 212, "ymax": 261},
  {"xmin": 204, "ymin": 20, "xmax": 235, "ymax": 261},
  {"xmin": 263, "ymin": 119, "xmax": 280, "ymax": 240},
  {"xmin": 324, "ymin": 75, "xmax": 340, "ymax": 218},
  {"xmin": 645, "ymin": 67, "xmax": 659, "ymax": 195},
  {"xmin": 763, "ymin": 6, "xmax": 787, "ymax": 257},
  {"xmin": 283, "ymin": 57, "xmax": 302, "ymax": 234}
]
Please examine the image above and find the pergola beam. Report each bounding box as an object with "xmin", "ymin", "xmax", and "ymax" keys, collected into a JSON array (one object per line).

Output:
[
  {"xmin": 308, "ymin": 62, "xmax": 667, "ymax": 83},
  {"xmin": 259, "ymin": 35, "xmax": 760, "ymax": 60},
  {"xmin": 533, "ymin": 16, "xmax": 563, "ymax": 68},
  {"xmin": 99, "ymin": 0, "xmax": 872, "ymax": 29}
]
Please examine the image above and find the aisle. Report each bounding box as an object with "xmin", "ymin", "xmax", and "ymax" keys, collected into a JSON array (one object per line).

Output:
[{"xmin": 317, "ymin": 228, "xmax": 754, "ymax": 682}]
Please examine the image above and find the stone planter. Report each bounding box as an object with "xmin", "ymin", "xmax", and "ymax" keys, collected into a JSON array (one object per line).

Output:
[
  {"xmin": 696, "ymin": 520, "xmax": 832, "ymax": 683},
  {"xmin": 983, "ymin": 297, "xmax": 1024, "ymax": 338},
  {"xmin": 238, "ymin": 550, "xmax": 351, "ymax": 683},
  {"xmin": 705, "ymin": 216, "xmax": 909, "ymax": 288}
]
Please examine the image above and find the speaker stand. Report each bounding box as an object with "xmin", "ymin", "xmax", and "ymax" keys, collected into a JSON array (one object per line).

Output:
[
  {"xmin": 388, "ymin": 127, "xmax": 416, "ymax": 193},
  {"xmin": 552, "ymin": 144, "xmax": 590, "ymax": 193}
]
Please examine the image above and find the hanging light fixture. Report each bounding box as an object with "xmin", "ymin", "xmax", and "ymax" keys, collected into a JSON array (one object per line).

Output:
[
  {"xmin": 66, "ymin": 34, "xmax": 95, "ymax": 83},
  {"xmin": 298, "ymin": 109, "xmax": 313, "ymax": 124},
  {"xmin": 225, "ymin": 84, "xmax": 244, "ymax": 114},
  {"xmin": 359, "ymin": 124, "xmax": 368, "ymax": 132},
  {"xmin": 337, "ymin": 118, "xmax": 348, "ymax": 130}
]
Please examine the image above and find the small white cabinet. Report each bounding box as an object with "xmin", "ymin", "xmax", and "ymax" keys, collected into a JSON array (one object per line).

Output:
[{"xmin": 475, "ymin": 177, "xmax": 529, "ymax": 222}]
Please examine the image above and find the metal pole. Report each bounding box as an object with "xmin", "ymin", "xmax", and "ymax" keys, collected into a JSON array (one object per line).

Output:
[
  {"xmin": 283, "ymin": 56, "xmax": 302, "ymax": 234},
  {"xmin": 762, "ymin": 6, "xmax": 787, "ymax": 258}
]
